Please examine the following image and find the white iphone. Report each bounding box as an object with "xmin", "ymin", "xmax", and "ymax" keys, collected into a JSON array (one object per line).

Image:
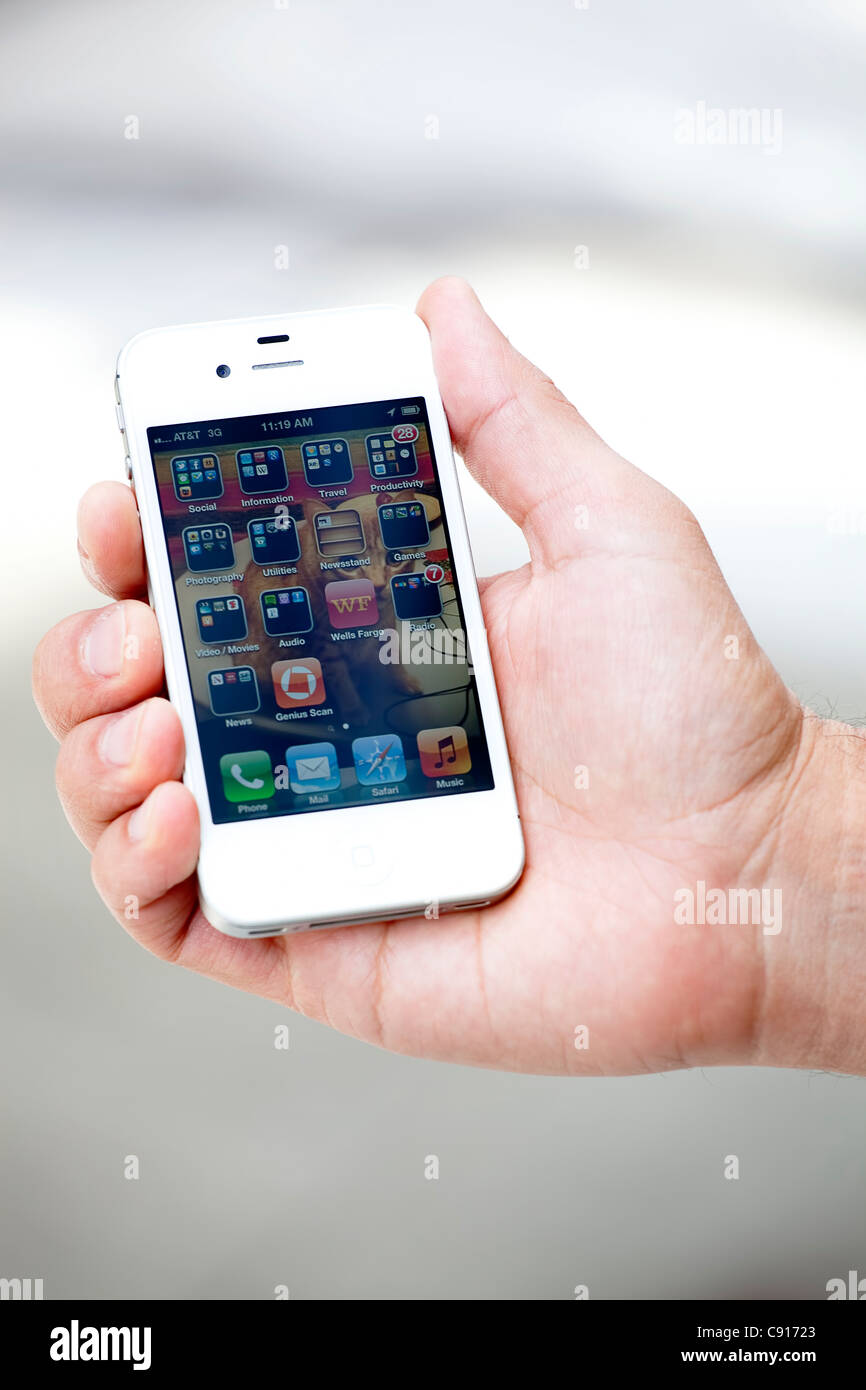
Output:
[{"xmin": 115, "ymin": 306, "xmax": 524, "ymax": 936}]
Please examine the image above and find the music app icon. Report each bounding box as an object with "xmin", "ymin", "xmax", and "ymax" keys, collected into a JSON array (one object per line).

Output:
[{"xmin": 417, "ymin": 726, "xmax": 472, "ymax": 778}]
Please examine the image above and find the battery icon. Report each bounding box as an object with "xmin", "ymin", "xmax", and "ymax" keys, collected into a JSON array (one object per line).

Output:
[{"xmin": 400, "ymin": 405, "xmax": 420, "ymax": 416}]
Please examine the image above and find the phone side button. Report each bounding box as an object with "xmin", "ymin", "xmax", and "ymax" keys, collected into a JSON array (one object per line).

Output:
[{"xmin": 124, "ymin": 455, "xmax": 133, "ymax": 481}]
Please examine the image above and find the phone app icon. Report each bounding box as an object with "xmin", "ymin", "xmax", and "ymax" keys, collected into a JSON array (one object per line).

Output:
[
  {"xmin": 182, "ymin": 524, "xmax": 235, "ymax": 572},
  {"xmin": 365, "ymin": 431, "xmax": 418, "ymax": 479},
  {"xmin": 247, "ymin": 514, "xmax": 301, "ymax": 565},
  {"xmin": 378, "ymin": 501, "xmax": 430, "ymax": 551},
  {"xmin": 302, "ymin": 438, "xmax": 353, "ymax": 488},
  {"xmin": 325, "ymin": 578, "xmax": 379, "ymax": 629},
  {"xmin": 171, "ymin": 453, "xmax": 223, "ymax": 502},
  {"xmin": 236, "ymin": 446, "xmax": 288, "ymax": 495},
  {"xmin": 285, "ymin": 741, "xmax": 341, "ymax": 794},
  {"xmin": 314, "ymin": 508, "xmax": 366, "ymax": 558},
  {"xmin": 352, "ymin": 734, "xmax": 407, "ymax": 786},
  {"xmin": 260, "ymin": 586, "xmax": 313, "ymax": 637},
  {"xmin": 271, "ymin": 658, "xmax": 326, "ymax": 709},
  {"xmin": 195, "ymin": 596, "xmax": 247, "ymax": 644},
  {"xmin": 207, "ymin": 665, "xmax": 260, "ymax": 716},
  {"xmin": 390, "ymin": 572, "xmax": 442, "ymax": 621},
  {"xmin": 417, "ymin": 726, "xmax": 471, "ymax": 778},
  {"xmin": 219, "ymin": 750, "xmax": 275, "ymax": 803}
]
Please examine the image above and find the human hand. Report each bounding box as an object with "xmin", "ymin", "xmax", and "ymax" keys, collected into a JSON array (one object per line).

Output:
[{"xmin": 32, "ymin": 278, "xmax": 865, "ymax": 1075}]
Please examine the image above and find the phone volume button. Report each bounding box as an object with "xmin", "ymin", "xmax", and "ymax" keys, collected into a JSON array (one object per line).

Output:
[{"xmin": 115, "ymin": 402, "xmax": 126, "ymax": 432}]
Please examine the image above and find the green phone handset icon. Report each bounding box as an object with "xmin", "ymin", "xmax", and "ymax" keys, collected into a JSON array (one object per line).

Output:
[{"xmin": 219, "ymin": 751, "xmax": 275, "ymax": 803}]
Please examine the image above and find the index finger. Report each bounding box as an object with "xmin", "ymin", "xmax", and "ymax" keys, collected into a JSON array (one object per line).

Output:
[{"xmin": 77, "ymin": 481, "xmax": 147, "ymax": 599}]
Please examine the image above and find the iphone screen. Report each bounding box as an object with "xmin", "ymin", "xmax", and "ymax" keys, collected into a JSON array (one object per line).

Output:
[{"xmin": 147, "ymin": 398, "xmax": 496, "ymax": 823}]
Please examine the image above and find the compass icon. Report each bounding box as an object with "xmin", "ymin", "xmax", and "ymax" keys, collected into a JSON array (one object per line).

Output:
[{"xmin": 352, "ymin": 734, "xmax": 407, "ymax": 786}]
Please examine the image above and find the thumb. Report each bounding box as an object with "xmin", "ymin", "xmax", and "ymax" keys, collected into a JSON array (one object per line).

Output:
[{"xmin": 416, "ymin": 277, "xmax": 634, "ymax": 567}]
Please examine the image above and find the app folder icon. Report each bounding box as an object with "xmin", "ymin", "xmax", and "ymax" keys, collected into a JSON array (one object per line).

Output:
[
  {"xmin": 247, "ymin": 515, "xmax": 300, "ymax": 565},
  {"xmin": 390, "ymin": 572, "xmax": 442, "ymax": 621},
  {"xmin": 302, "ymin": 438, "xmax": 353, "ymax": 488},
  {"xmin": 378, "ymin": 501, "xmax": 430, "ymax": 550},
  {"xmin": 260, "ymin": 587, "xmax": 313, "ymax": 637}
]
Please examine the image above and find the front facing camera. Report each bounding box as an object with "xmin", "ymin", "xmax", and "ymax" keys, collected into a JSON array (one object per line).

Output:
[{"xmin": 216, "ymin": 364, "xmax": 231, "ymax": 378}]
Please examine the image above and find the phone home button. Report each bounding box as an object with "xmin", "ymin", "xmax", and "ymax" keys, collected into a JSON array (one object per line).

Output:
[{"xmin": 338, "ymin": 839, "xmax": 393, "ymax": 887}]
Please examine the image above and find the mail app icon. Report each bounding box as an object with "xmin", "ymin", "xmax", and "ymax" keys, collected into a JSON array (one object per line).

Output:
[
  {"xmin": 297, "ymin": 756, "xmax": 329, "ymax": 780},
  {"xmin": 285, "ymin": 741, "xmax": 341, "ymax": 794}
]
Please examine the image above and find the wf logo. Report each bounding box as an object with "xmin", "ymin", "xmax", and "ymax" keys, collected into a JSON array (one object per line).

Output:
[{"xmin": 325, "ymin": 579, "xmax": 379, "ymax": 629}]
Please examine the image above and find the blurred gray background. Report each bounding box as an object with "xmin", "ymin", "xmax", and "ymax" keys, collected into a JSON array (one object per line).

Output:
[{"xmin": 2, "ymin": 0, "xmax": 865, "ymax": 1299}]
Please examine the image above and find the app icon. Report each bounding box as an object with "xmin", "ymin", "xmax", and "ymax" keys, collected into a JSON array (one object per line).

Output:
[
  {"xmin": 195, "ymin": 595, "xmax": 247, "ymax": 644},
  {"xmin": 365, "ymin": 431, "xmax": 418, "ymax": 479},
  {"xmin": 207, "ymin": 665, "xmax": 260, "ymax": 716},
  {"xmin": 390, "ymin": 572, "xmax": 442, "ymax": 621},
  {"xmin": 378, "ymin": 501, "xmax": 430, "ymax": 551},
  {"xmin": 271, "ymin": 658, "xmax": 326, "ymax": 709},
  {"xmin": 247, "ymin": 514, "xmax": 301, "ymax": 565},
  {"xmin": 417, "ymin": 726, "xmax": 471, "ymax": 777},
  {"xmin": 313, "ymin": 508, "xmax": 366, "ymax": 558},
  {"xmin": 219, "ymin": 750, "xmax": 275, "ymax": 803},
  {"xmin": 352, "ymin": 734, "xmax": 407, "ymax": 786},
  {"xmin": 302, "ymin": 438, "xmax": 353, "ymax": 488},
  {"xmin": 171, "ymin": 453, "xmax": 223, "ymax": 502},
  {"xmin": 236, "ymin": 446, "xmax": 288, "ymax": 495},
  {"xmin": 285, "ymin": 741, "xmax": 341, "ymax": 793},
  {"xmin": 260, "ymin": 586, "xmax": 313, "ymax": 637},
  {"xmin": 325, "ymin": 578, "xmax": 379, "ymax": 629},
  {"xmin": 182, "ymin": 524, "xmax": 235, "ymax": 572}
]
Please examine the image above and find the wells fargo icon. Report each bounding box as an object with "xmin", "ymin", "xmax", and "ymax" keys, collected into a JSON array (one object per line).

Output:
[{"xmin": 324, "ymin": 578, "xmax": 380, "ymax": 630}]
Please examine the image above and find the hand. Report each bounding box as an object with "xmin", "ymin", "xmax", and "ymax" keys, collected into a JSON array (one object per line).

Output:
[{"xmin": 32, "ymin": 278, "xmax": 865, "ymax": 1075}]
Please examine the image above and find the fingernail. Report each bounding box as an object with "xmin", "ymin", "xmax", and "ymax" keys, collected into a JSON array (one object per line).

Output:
[
  {"xmin": 77, "ymin": 538, "xmax": 98, "ymax": 586},
  {"xmin": 81, "ymin": 605, "xmax": 126, "ymax": 678},
  {"xmin": 128, "ymin": 799, "xmax": 150, "ymax": 842},
  {"xmin": 100, "ymin": 706, "xmax": 142, "ymax": 767}
]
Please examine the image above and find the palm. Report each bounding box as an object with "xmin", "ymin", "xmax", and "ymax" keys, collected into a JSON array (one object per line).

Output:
[{"xmin": 465, "ymin": 530, "xmax": 798, "ymax": 1072}]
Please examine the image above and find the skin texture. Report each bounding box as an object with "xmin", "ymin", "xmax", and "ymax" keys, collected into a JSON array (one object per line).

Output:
[{"xmin": 32, "ymin": 278, "xmax": 866, "ymax": 1076}]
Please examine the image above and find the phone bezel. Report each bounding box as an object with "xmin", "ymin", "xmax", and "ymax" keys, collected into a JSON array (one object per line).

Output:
[{"xmin": 117, "ymin": 305, "xmax": 524, "ymax": 934}]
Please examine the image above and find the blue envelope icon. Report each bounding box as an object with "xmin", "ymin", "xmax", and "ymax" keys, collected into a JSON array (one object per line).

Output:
[{"xmin": 285, "ymin": 742, "xmax": 341, "ymax": 794}]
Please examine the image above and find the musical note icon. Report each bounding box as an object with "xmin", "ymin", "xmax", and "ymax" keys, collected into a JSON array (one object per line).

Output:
[
  {"xmin": 433, "ymin": 736, "xmax": 457, "ymax": 770},
  {"xmin": 418, "ymin": 726, "xmax": 472, "ymax": 778}
]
